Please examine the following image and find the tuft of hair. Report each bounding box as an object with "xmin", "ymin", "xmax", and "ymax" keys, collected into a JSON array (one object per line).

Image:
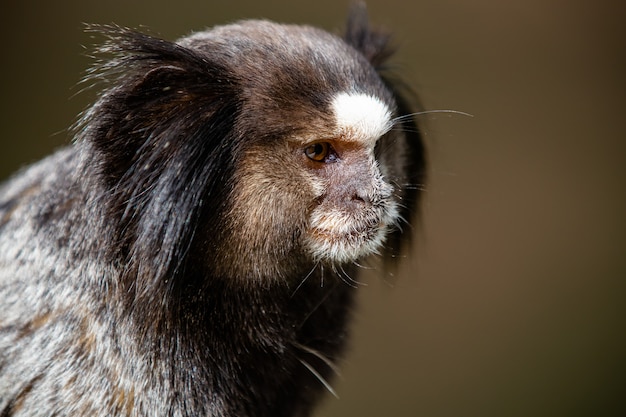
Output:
[
  {"xmin": 344, "ymin": 2, "xmax": 395, "ymax": 68},
  {"xmin": 76, "ymin": 24, "xmax": 243, "ymax": 318}
]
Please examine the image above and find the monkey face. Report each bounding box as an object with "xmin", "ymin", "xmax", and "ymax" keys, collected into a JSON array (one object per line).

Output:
[
  {"xmin": 227, "ymin": 91, "xmax": 405, "ymax": 279},
  {"xmin": 302, "ymin": 139, "xmax": 398, "ymax": 265}
]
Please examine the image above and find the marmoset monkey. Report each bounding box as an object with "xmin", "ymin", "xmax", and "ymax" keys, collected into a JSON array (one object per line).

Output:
[{"xmin": 0, "ymin": 4, "xmax": 424, "ymax": 417}]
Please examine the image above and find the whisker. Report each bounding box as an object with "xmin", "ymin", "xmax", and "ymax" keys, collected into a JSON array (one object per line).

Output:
[
  {"xmin": 298, "ymin": 358, "xmax": 339, "ymax": 399},
  {"xmin": 392, "ymin": 109, "xmax": 474, "ymax": 123},
  {"xmin": 392, "ymin": 213, "xmax": 407, "ymax": 232},
  {"xmin": 330, "ymin": 264, "xmax": 357, "ymax": 288},
  {"xmin": 298, "ymin": 279, "xmax": 340, "ymax": 327},
  {"xmin": 291, "ymin": 263, "xmax": 319, "ymax": 298},
  {"xmin": 335, "ymin": 264, "xmax": 367, "ymax": 288},
  {"xmin": 352, "ymin": 260, "xmax": 374, "ymax": 270},
  {"xmin": 402, "ymin": 184, "xmax": 428, "ymax": 191},
  {"xmin": 390, "ymin": 126, "xmax": 421, "ymax": 134},
  {"xmin": 293, "ymin": 342, "xmax": 342, "ymax": 376}
]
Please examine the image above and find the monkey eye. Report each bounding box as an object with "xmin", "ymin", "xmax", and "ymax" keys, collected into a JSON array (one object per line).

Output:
[{"xmin": 304, "ymin": 142, "xmax": 335, "ymax": 163}]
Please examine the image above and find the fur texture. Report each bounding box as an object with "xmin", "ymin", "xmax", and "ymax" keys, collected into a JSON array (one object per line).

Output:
[{"xmin": 0, "ymin": 5, "xmax": 424, "ymax": 417}]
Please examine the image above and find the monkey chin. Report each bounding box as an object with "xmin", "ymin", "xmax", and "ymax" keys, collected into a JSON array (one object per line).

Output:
[{"xmin": 305, "ymin": 204, "xmax": 399, "ymax": 265}]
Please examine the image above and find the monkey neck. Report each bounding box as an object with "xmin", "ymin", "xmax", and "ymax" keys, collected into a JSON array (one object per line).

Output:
[
  {"xmin": 144, "ymin": 267, "xmax": 355, "ymax": 350},
  {"xmin": 119, "ymin": 268, "xmax": 356, "ymax": 415}
]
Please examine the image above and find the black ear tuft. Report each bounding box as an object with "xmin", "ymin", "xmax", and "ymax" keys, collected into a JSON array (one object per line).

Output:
[
  {"xmin": 78, "ymin": 26, "xmax": 241, "ymax": 314},
  {"xmin": 343, "ymin": 2, "xmax": 395, "ymax": 67}
]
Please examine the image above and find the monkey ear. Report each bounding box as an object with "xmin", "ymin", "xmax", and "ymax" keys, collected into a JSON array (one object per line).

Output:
[{"xmin": 343, "ymin": 2, "xmax": 395, "ymax": 67}]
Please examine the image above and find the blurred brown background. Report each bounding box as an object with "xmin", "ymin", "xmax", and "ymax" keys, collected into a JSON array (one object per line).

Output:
[{"xmin": 1, "ymin": 1, "xmax": 624, "ymax": 416}]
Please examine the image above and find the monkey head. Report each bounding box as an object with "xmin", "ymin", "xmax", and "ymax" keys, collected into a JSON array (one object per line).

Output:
[
  {"xmin": 175, "ymin": 21, "xmax": 424, "ymax": 282},
  {"xmin": 81, "ymin": 12, "xmax": 424, "ymax": 292}
]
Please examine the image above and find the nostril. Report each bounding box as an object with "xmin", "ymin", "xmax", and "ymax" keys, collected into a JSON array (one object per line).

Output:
[{"xmin": 351, "ymin": 190, "xmax": 370, "ymax": 206}]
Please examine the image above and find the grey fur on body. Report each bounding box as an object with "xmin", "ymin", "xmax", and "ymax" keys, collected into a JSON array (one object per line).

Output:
[{"xmin": 0, "ymin": 6, "xmax": 424, "ymax": 417}]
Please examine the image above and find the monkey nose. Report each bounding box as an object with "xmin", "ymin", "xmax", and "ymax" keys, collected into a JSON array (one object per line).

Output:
[{"xmin": 346, "ymin": 188, "xmax": 371, "ymax": 210}]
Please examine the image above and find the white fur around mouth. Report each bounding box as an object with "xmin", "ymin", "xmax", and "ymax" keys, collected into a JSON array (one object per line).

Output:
[
  {"xmin": 306, "ymin": 223, "xmax": 388, "ymax": 264},
  {"xmin": 305, "ymin": 207, "xmax": 395, "ymax": 264}
]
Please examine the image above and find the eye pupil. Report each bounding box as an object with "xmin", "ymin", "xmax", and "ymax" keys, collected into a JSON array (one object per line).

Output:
[{"xmin": 305, "ymin": 142, "xmax": 330, "ymax": 162}]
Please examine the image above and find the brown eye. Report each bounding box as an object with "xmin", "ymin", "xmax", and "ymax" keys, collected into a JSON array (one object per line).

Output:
[{"xmin": 304, "ymin": 142, "xmax": 332, "ymax": 162}]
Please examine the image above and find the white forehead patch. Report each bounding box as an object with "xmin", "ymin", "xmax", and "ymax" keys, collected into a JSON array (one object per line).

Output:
[{"xmin": 331, "ymin": 92, "xmax": 393, "ymax": 147}]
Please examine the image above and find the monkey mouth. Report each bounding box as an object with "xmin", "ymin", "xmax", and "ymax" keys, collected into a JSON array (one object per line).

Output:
[
  {"xmin": 305, "ymin": 216, "xmax": 391, "ymax": 264},
  {"xmin": 304, "ymin": 200, "xmax": 399, "ymax": 264},
  {"xmin": 311, "ymin": 221, "xmax": 382, "ymax": 242}
]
